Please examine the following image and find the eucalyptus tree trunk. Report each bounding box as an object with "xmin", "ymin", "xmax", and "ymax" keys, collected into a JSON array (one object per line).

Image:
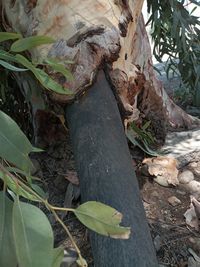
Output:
[
  {"xmin": 1, "ymin": 1, "xmax": 199, "ymax": 266},
  {"xmin": 1, "ymin": 0, "xmax": 198, "ymax": 135}
]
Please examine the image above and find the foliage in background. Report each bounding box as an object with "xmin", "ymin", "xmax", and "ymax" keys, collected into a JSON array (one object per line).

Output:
[
  {"xmin": 0, "ymin": 33, "xmax": 130, "ymax": 267},
  {"xmin": 147, "ymin": 0, "xmax": 200, "ymax": 106}
]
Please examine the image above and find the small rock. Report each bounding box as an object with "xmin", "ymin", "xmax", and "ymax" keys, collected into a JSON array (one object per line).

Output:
[
  {"xmin": 186, "ymin": 181, "xmax": 200, "ymax": 199},
  {"xmin": 154, "ymin": 176, "xmax": 169, "ymax": 187},
  {"xmin": 176, "ymin": 189, "xmax": 186, "ymax": 195},
  {"xmin": 190, "ymin": 162, "xmax": 198, "ymax": 168},
  {"xmin": 168, "ymin": 196, "xmax": 181, "ymax": 206},
  {"xmin": 189, "ymin": 162, "xmax": 200, "ymax": 177},
  {"xmin": 178, "ymin": 170, "xmax": 194, "ymax": 184},
  {"xmin": 184, "ymin": 203, "xmax": 199, "ymax": 231}
]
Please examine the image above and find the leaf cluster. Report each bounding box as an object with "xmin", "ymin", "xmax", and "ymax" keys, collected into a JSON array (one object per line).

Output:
[
  {"xmin": 126, "ymin": 121, "xmax": 159, "ymax": 156},
  {"xmin": 0, "ymin": 32, "xmax": 73, "ymax": 95},
  {"xmin": 147, "ymin": 0, "xmax": 200, "ymax": 106}
]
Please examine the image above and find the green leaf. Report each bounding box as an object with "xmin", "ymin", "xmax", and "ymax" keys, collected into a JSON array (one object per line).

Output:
[
  {"xmin": 0, "ymin": 32, "xmax": 22, "ymax": 43},
  {"xmin": 0, "ymin": 110, "xmax": 40, "ymax": 172},
  {"xmin": 0, "ymin": 59, "xmax": 27, "ymax": 72},
  {"xmin": 0, "ymin": 170, "xmax": 40, "ymax": 202},
  {"xmin": 12, "ymin": 199, "xmax": 54, "ymax": 267},
  {"xmin": 74, "ymin": 201, "xmax": 131, "ymax": 239},
  {"xmin": 45, "ymin": 58, "xmax": 73, "ymax": 80},
  {"xmin": 0, "ymin": 49, "xmax": 19, "ymax": 64},
  {"xmin": 11, "ymin": 35, "xmax": 55, "ymax": 52},
  {"xmin": 0, "ymin": 192, "xmax": 17, "ymax": 267},
  {"xmin": 126, "ymin": 128, "xmax": 159, "ymax": 157},
  {"xmin": 51, "ymin": 247, "xmax": 64, "ymax": 267},
  {"xmin": 6, "ymin": 166, "xmax": 33, "ymax": 184},
  {"xmin": 142, "ymin": 120, "xmax": 151, "ymax": 131},
  {"xmin": 31, "ymin": 184, "xmax": 47, "ymax": 199},
  {"xmin": 35, "ymin": 68, "xmax": 73, "ymax": 95},
  {"xmin": 16, "ymin": 54, "xmax": 73, "ymax": 95}
]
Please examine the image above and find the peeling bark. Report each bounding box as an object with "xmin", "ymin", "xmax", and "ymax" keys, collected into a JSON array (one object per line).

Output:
[
  {"xmin": 1, "ymin": 0, "xmax": 199, "ymax": 132},
  {"xmin": 1, "ymin": 0, "xmax": 144, "ymax": 105},
  {"xmin": 130, "ymin": 16, "xmax": 199, "ymax": 130}
]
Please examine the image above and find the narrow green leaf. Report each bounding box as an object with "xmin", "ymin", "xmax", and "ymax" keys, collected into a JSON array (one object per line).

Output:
[
  {"xmin": 0, "ymin": 170, "xmax": 40, "ymax": 202},
  {"xmin": 6, "ymin": 166, "xmax": 33, "ymax": 184},
  {"xmin": 12, "ymin": 199, "xmax": 54, "ymax": 267},
  {"xmin": 74, "ymin": 201, "xmax": 131, "ymax": 239},
  {"xmin": 51, "ymin": 247, "xmax": 64, "ymax": 267},
  {"xmin": 0, "ymin": 192, "xmax": 17, "ymax": 267},
  {"xmin": 0, "ymin": 111, "xmax": 40, "ymax": 172},
  {"xmin": 142, "ymin": 121, "xmax": 151, "ymax": 131},
  {"xmin": 126, "ymin": 128, "xmax": 159, "ymax": 157},
  {"xmin": 31, "ymin": 184, "xmax": 47, "ymax": 199},
  {"xmin": 0, "ymin": 50, "xmax": 18, "ymax": 63},
  {"xmin": 0, "ymin": 32, "xmax": 22, "ymax": 42},
  {"xmin": 45, "ymin": 58, "xmax": 73, "ymax": 80},
  {"xmin": 0, "ymin": 59, "xmax": 27, "ymax": 72},
  {"xmin": 16, "ymin": 54, "xmax": 73, "ymax": 95},
  {"xmin": 11, "ymin": 35, "xmax": 55, "ymax": 52},
  {"xmin": 35, "ymin": 68, "xmax": 73, "ymax": 94}
]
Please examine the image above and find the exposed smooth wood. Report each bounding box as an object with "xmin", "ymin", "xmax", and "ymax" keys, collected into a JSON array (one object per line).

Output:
[{"xmin": 66, "ymin": 71, "xmax": 158, "ymax": 267}]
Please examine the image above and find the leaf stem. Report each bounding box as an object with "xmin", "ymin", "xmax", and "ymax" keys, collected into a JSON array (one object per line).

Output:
[
  {"xmin": 48, "ymin": 205, "xmax": 75, "ymax": 212},
  {"xmin": 51, "ymin": 209, "xmax": 86, "ymax": 267}
]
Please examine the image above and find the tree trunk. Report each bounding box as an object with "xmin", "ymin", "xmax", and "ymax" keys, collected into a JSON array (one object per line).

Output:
[{"xmin": 2, "ymin": 0, "xmax": 198, "ymax": 135}]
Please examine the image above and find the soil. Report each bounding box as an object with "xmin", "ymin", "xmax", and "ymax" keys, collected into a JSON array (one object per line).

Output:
[
  {"xmin": 30, "ymin": 133, "xmax": 94, "ymax": 266},
  {"xmin": 31, "ymin": 126, "xmax": 200, "ymax": 267}
]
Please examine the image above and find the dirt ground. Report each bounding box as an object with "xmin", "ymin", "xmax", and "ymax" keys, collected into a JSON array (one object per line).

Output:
[{"xmin": 30, "ymin": 124, "xmax": 200, "ymax": 267}]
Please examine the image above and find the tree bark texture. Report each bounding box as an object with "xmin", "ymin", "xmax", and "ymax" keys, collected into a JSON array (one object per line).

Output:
[
  {"xmin": 66, "ymin": 70, "xmax": 158, "ymax": 267},
  {"xmin": 2, "ymin": 0, "xmax": 198, "ymax": 137}
]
